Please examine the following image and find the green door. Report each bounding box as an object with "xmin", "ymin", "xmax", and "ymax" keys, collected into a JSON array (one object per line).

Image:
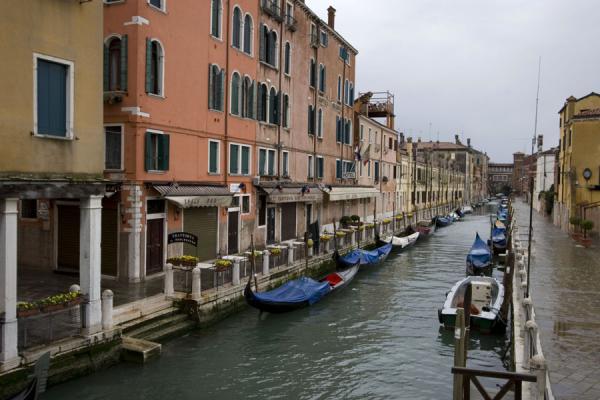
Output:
[{"xmin": 184, "ymin": 207, "xmax": 218, "ymax": 261}]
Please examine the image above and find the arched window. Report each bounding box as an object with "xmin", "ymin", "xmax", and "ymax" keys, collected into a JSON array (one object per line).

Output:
[
  {"xmin": 337, "ymin": 76, "xmax": 341, "ymax": 101},
  {"xmin": 211, "ymin": 0, "xmax": 222, "ymax": 38},
  {"xmin": 243, "ymin": 14, "xmax": 253, "ymax": 54},
  {"xmin": 242, "ymin": 76, "xmax": 253, "ymax": 118},
  {"xmin": 318, "ymin": 64, "xmax": 326, "ymax": 92},
  {"xmin": 309, "ymin": 59, "xmax": 316, "ymax": 87},
  {"xmin": 282, "ymin": 94, "xmax": 290, "ymax": 128},
  {"xmin": 232, "ymin": 7, "xmax": 242, "ymax": 49},
  {"xmin": 208, "ymin": 64, "xmax": 224, "ymax": 111},
  {"xmin": 257, "ymin": 83, "xmax": 268, "ymax": 122},
  {"xmin": 284, "ymin": 42, "xmax": 291, "ymax": 75},
  {"xmin": 268, "ymin": 31, "xmax": 278, "ymax": 66},
  {"xmin": 268, "ymin": 87, "xmax": 278, "ymax": 124},
  {"xmin": 145, "ymin": 39, "xmax": 164, "ymax": 96},
  {"xmin": 231, "ymin": 72, "xmax": 241, "ymax": 115}
]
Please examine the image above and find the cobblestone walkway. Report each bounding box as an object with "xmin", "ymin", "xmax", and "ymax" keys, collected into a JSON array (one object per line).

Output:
[{"xmin": 515, "ymin": 200, "xmax": 600, "ymax": 400}]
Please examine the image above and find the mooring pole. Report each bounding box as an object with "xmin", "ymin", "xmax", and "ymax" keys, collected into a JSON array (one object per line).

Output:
[{"xmin": 453, "ymin": 308, "xmax": 466, "ymax": 400}]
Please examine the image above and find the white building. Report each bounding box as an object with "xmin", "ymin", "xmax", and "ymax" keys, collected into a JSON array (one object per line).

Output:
[{"xmin": 533, "ymin": 148, "xmax": 557, "ymax": 213}]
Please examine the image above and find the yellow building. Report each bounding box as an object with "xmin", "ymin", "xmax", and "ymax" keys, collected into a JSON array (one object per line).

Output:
[
  {"xmin": 555, "ymin": 93, "xmax": 600, "ymax": 235},
  {"xmin": 0, "ymin": 0, "xmax": 106, "ymax": 371}
]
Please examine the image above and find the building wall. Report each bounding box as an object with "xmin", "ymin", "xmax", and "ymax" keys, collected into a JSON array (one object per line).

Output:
[
  {"xmin": 533, "ymin": 152, "xmax": 555, "ymax": 212},
  {"xmin": 0, "ymin": 0, "xmax": 104, "ymax": 178}
]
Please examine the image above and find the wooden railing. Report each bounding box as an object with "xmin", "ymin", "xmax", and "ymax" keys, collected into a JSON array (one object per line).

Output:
[{"xmin": 452, "ymin": 367, "xmax": 536, "ymax": 400}]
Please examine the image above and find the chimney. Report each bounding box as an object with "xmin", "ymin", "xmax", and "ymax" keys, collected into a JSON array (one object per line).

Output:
[
  {"xmin": 467, "ymin": 138, "xmax": 471, "ymax": 148},
  {"xmin": 400, "ymin": 132, "xmax": 405, "ymax": 144},
  {"xmin": 417, "ymin": 137, "xmax": 421, "ymax": 143},
  {"xmin": 327, "ymin": 6, "xmax": 336, "ymax": 29},
  {"xmin": 454, "ymin": 134, "xmax": 460, "ymax": 144}
]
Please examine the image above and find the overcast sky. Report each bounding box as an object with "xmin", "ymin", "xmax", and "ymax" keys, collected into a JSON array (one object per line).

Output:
[{"xmin": 309, "ymin": 0, "xmax": 600, "ymax": 162}]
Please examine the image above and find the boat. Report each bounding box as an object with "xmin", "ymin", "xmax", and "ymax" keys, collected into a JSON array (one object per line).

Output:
[
  {"xmin": 436, "ymin": 216, "xmax": 452, "ymax": 227},
  {"xmin": 7, "ymin": 352, "xmax": 50, "ymax": 400},
  {"xmin": 334, "ymin": 242, "xmax": 393, "ymax": 269},
  {"xmin": 455, "ymin": 208, "xmax": 465, "ymax": 218},
  {"xmin": 380, "ymin": 231, "xmax": 420, "ymax": 251},
  {"xmin": 415, "ymin": 218, "xmax": 436, "ymax": 238},
  {"xmin": 466, "ymin": 233, "xmax": 492, "ymax": 276},
  {"xmin": 491, "ymin": 221, "xmax": 507, "ymax": 255},
  {"xmin": 450, "ymin": 212, "xmax": 462, "ymax": 221},
  {"xmin": 461, "ymin": 205, "xmax": 473, "ymax": 214},
  {"xmin": 244, "ymin": 263, "xmax": 360, "ymax": 313},
  {"xmin": 438, "ymin": 276, "xmax": 505, "ymax": 334}
]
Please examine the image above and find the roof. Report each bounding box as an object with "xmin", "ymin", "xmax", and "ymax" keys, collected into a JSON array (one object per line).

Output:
[
  {"xmin": 413, "ymin": 141, "xmax": 468, "ymax": 151},
  {"xmin": 357, "ymin": 114, "xmax": 397, "ymax": 134},
  {"xmin": 558, "ymin": 92, "xmax": 600, "ymax": 114},
  {"xmin": 573, "ymin": 108, "xmax": 600, "ymax": 119},
  {"xmin": 489, "ymin": 163, "xmax": 513, "ymax": 167}
]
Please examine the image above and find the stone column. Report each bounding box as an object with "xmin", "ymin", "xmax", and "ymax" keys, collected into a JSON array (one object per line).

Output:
[
  {"xmin": 192, "ymin": 265, "xmax": 201, "ymax": 300},
  {"xmin": 80, "ymin": 195, "xmax": 103, "ymax": 335},
  {"xmin": 164, "ymin": 263, "xmax": 174, "ymax": 297},
  {"xmin": 0, "ymin": 198, "xmax": 19, "ymax": 371},
  {"xmin": 262, "ymin": 251, "xmax": 270, "ymax": 275},
  {"xmin": 101, "ymin": 290, "xmax": 114, "ymax": 331},
  {"xmin": 350, "ymin": 230, "xmax": 356, "ymax": 246},
  {"xmin": 287, "ymin": 244, "xmax": 295, "ymax": 265},
  {"xmin": 233, "ymin": 260, "xmax": 241, "ymax": 286}
]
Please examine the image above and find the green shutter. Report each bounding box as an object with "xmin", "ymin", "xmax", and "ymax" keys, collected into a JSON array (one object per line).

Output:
[
  {"xmin": 230, "ymin": 144, "xmax": 239, "ymax": 174},
  {"xmin": 259, "ymin": 24, "xmax": 266, "ymax": 61},
  {"xmin": 209, "ymin": 141, "xmax": 218, "ymax": 173},
  {"xmin": 241, "ymin": 146, "xmax": 249, "ymax": 175},
  {"xmin": 219, "ymin": 68, "xmax": 225, "ymax": 111},
  {"xmin": 257, "ymin": 84, "xmax": 264, "ymax": 121},
  {"xmin": 145, "ymin": 38, "xmax": 152, "ymax": 93},
  {"xmin": 336, "ymin": 160, "xmax": 342, "ymax": 179},
  {"xmin": 274, "ymin": 90, "xmax": 280, "ymax": 125},
  {"xmin": 231, "ymin": 74, "xmax": 239, "ymax": 115},
  {"xmin": 120, "ymin": 35, "xmax": 128, "ymax": 91},
  {"xmin": 208, "ymin": 64, "xmax": 214, "ymax": 109},
  {"xmin": 103, "ymin": 43, "xmax": 109, "ymax": 91},
  {"xmin": 162, "ymin": 134, "xmax": 170, "ymax": 171},
  {"xmin": 259, "ymin": 149, "xmax": 265, "ymax": 175},
  {"xmin": 268, "ymin": 150, "xmax": 275, "ymax": 176},
  {"xmin": 144, "ymin": 132, "xmax": 153, "ymax": 171}
]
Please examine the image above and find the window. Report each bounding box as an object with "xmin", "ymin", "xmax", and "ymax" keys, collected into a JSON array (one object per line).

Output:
[
  {"xmin": 258, "ymin": 148, "xmax": 276, "ymax": 176},
  {"xmin": 243, "ymin": 14, "xmax": 253, "ymax": 54},
  {"xmin": 241, "ymin": 77, "xmax": 255, "ymax": 118},
  {"xmin": 367, "ymin": 161, "xmax": 371, "ymax": 177},
  {"xmin": 242, "ymin": 195, "xmax": 250, "ymax": 214},
  {"xmin": 282, "ymin": 94, "xmax": 290, "ymax": 128},
  {"xmin": 320, "ymin": 31, "xmax": 328, "ymax": 47},
  {"xmin": 282, "ymin": 151, "xmax": 289, "ymax": 176},
  {"xmin": 318, "ymin": 64, "xmax": 326, "ymax": 92},
  {"xmin": 374, "ymin": 161, "xmax": 380, "ymax": 181},
  {"xmin": 308, "ymin": 105, "xmax": 315, "ymax": 135},
  {"xmin": 336, "ymin": 159, "xmax": 342, "ymax": 179},
  {"xmin": 145, "ymin": 39, "xmax": 164, "ymax": 96},
  {"xmin": 360, "ymin": 124, "xmax": 364, "ymax": 142},
  {"xmin": 35, "ymin": 56, "xmax": 73, "ymax": 138},
  {"xmin": 344, "ymin": 79, "xmax": 349, "ymax": 105},
  {"xmin": 104, "ymin": 36, "xmax": 127, "ymax": 92},
  {"xmin": 257, "ymin": 83, "xmax": 268, "ymax": 121},
  {"xmin": 259, "ymin": 24, "xmax": 278, "ymax": 67},
  {"xmin": 258, "ymin": 194, "xmax": 267, "ymax": 226},
  {"xmin": 268, "ymin": 87, "xmax": 279, "ymax": 124},
  {"xmin": 337, "ymin": 76, "xmax": 342, "ymax": 102},
  {"xmin": 229, "ymin": 143, "xmax": 251, "ymax": 175},
  {"xmin": 211, "ymin": 0, "xmax": 222, "ymax": 38},
  {"xmin": 208, "ymin": 140, "xmax": 220, "ymax": 173},
  {"xmin": 344, "ymin": 119, "xmax": 351, "ymax": 144},
  {"xmin": 317, "ymin": 108, "xmax": 323, "ymax": 138},
  {"xmin": 339, "ymin": 46, "xmax": 349, "ymax": 63},
  {"xmin": 349, "ymin": 82, "xmax": 354, "ymax": 105},
  {"xmin": 144, "ymin": 131, "xmax": 169, "ymax": 171},
  {"xmin": 232, "ymin": 7, "xmax": 242, "ymax": 49},
  {"xmin": 336, "ymin": 116, "xmax": 342, "ymax": 143},
  {"xmin": 148, "ymin": 0, "xmax": 165, "ymax": 11},
  {"xmin": 208, "ymin": 64, "xmax": 225, "ymax": 111},
  {"xmin": 388, "ymin": 137, "xmax": 393, "ymax": 150},
  {"xmin": 231, "ymin": 72, "xmax": 241, "ymax": 115},
  {"xmin": 309, "ymin": 59, "xmax": 316, "ymax": 88},
  {"xmin": 284, "ymin": 42, "xmax": 291, "ymax": 75},
  {"xmin": 308, "ymin": 155, "xmax": 314, "ymax": 178},
  {"xmin": 105, "ymin": 125, "xmax": 123, "ymax": 170},
  {"xmin": 316, "ymin": 156, "xmax": 324, "ymax": 178},
  {"xmin": 21, "ymin": 200, "xmax": 37, "ymax": 219}
]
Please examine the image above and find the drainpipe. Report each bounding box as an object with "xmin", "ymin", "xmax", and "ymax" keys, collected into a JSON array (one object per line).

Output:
[
  {"xmin": 224, "ymin": 0, "xmax": 231, "ymax": 187},
  {"xmin": 311, "ymin": 20, "xmax": 318, "ymax": 185},
  {"xmin": 340, "ymin": 48, "xmax": 347, "ymax": 184},
  {"xmin": 276, "ymin": 11, "xmax": 284, "ymax": 178}
]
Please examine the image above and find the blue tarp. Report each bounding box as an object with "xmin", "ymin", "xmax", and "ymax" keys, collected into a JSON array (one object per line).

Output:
[
  {"xmin": 339, "ymin": 243, "xmax": 392, "ymax": 266},
  {"xmin": 492, "ymin": 227, "xmax": 507, "ymax": 247},
  {"xmin": 252, "ymin": 277, "xmax": 331, "ymax": 305},
  {"xmin": 437, "ymin": 216, "xmax": 451, "ymax": 226},
  {"xmin": 466, "ymin": 233, "xmax": 491, "ymax": 268}
]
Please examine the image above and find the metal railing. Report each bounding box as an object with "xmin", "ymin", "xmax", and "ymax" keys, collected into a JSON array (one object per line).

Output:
[{"xmin": 18, "ymin": 305, "xmax": 81, "ymax": 350}]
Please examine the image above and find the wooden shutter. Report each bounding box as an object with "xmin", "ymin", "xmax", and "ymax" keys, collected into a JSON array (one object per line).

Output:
[
  {"xmin": 257, "ymin": 84, "xmax": 264, "ymax": 121},
  {"xmin": 280, "ymin": 203, "xmax": 296, "ymax": 241},
  {"xmin": 251, "ymin": 80, "xmax": 257, "ymax": 119},
  {"xmin": 120, "ymin": 34, "xmax": 128, "ymax": 91},
  {"xmin": 159, "ymin": 134, "xmax": 170, "ymax": 171},
  {"xmin": 307, "ymin": 106, "xmax": 312, "ymax": 134},
  {"xmin": 219, "ymin": 68, "xmax": 225, "ymax": 111},
  {"xmin": 144, "ymin": 131, "xmax": 153, "ymax": 171},
  {"xmin": 259, "ymin": 24, "xmax": 266, "ymax": 61},
  {"xmin": 103, "ymin": 43, "xmax": 109, "ymax": 91},
  {"xmin": 145, "ymin": 38, "xmax": 152, "ymax": 93},
  {"xmin": 208, "ymin": 64, "xmax": 214, "ymax": 109},
  {"xmin": 274, "ymin": 90, "xmax": 280, "ymax": 125}
]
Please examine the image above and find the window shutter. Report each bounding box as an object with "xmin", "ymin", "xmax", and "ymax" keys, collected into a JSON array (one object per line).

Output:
[
  {"xmin": 274, "ymin": 90, "xmax": 281, "ymax": 125},
  {"xmin": 257, "ymin": 85, "xmax": 264, "ymax": 121},
  {"xmin": 120, "ymin": 35, "xmax": 128, "ymax": 91},
  {"xmin": 208, "ymin": 65, "xmax": 214, "ymax": 109},
  {"xmin": 251, "ymin": 80, "xmax": 256, "ymax": 119},
  {"xmin": 103, "ymin": 43, "xmax": 109, "ymax": 91},
  {"xmin": 219, "ymin": 69, "xmax": 225, "ymax": 111},
  {"xmin": 145, "ymin": 39, "xmax": 152, "ymax": 93},
  {"xmin": 160, "ymin": 134, "xmax": 170, "ymax": 171},
  {"xmin": 144, "ymin": 132, "xmax": 153, "ymax": 171},
  {"xmin": 259, "ymin": 24, "xmax": 266, "ymax": 61}
]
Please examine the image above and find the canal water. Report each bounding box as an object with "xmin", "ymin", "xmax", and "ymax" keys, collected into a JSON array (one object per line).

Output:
[{"xmin": 43, "ymin": 209, "xmax": 508, "ymax": 400}]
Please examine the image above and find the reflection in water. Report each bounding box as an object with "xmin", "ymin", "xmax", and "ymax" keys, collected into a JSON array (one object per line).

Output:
[{"xmin": 43, "ymin": 208, "xmax": 508, "ymax": 400}]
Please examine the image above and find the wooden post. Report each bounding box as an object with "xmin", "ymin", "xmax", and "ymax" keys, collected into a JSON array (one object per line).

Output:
[
  {"xmin": 251, "ymin": 235, "xmax": 258, "ymax": 291},
  {"xmin": 463, "ymin": 283, "xmax": 472, "ymax": 363},
  {"xmin": 304, "ymin": 231, "xmax": 309, "ymax": 275},
  {"xmin": 453, "ymin": 308, "xmax": 466, "ymax": 400}
]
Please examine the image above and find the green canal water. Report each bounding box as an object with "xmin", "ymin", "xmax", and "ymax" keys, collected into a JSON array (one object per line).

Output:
[{"xmin": 43, "ymin": 209, "xmax": 508, "ymax": 400}]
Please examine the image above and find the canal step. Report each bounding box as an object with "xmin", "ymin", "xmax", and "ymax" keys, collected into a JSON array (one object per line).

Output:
[
  {"xmin": 125, "ymin": 312, "xmax": 189, "ymax": 339},
  {"xmin": 120, "ymin": 306, "xmax": 182, "ymax": 335},
  {"xmin": 113, "ymin": 294, "xmax": 173, "ymax": 326},
  {"xmin": 122, "ymin": 337, "xmax": 161, "ymax": 364},
  {"xmin": 141, "ymin": 319, "xmax": 197, "ymax": 343}
]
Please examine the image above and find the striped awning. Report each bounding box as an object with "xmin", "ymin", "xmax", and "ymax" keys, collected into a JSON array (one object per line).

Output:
[
  {"xmin": 153, "ymin": 184, "xmax": 233, "ymax": 208},
  {"xmin": 326, "ymin": 187, "xmax": 380, "ymax": 201}
]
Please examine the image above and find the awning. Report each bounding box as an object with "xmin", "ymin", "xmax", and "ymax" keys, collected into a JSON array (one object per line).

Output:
[
  {"xmin": 153, "ymin": 184, "xmax": 233, "ymax": 208},
  {"xmin": 266, "ymin": 187, "xmax": 323, "ymax": 203},
  {"xmin": 326, "ymin": 187, "xmax": 380, "ymax": 201}
]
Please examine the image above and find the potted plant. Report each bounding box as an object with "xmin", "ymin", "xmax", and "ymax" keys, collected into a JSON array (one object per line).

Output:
[
  {"xmin": 581, "ymin": 220, "xmax": 594, "ymax": 240},
  {"xmin": 320, "ymin": 234, "xmax": 332, "ymax": 241},
  {"xmin": 335, "ymin": 231, "xmax": 346, "ymax": 237},
  {"xmin": 350, "ymin": 215, "xmax": 360, "ymax": 225},
  {"xmin": 270, "ymin": 247, "xmax": 282, "ymax": 256},
  {"xmin": 17, "ymin": 301, "xmax": 40, "ymax": 318},
  {"xmin": 214, "ymin": 259, "xmax": 233, "ymax": 270},
  {"xmin": 394, "ymin": 214, "xmax": 403, "ymax": 221},
  {"xmin": 339, "ymin": 215, "xmax": 352, "ymax": 228},
  {"xmin": 382, "ymin": 218, "xmax": 391, "ymax": 225},
  {"xmin": 167, "ymin": 255, "xmax": 199, "ymax": 269},
  {"xmin": 39, "ymin": 291, "xmax": 82, "ymax": 313},
  {"xmin": 357, "ymin": 225, "xmax": 365, "ymax": 232}
]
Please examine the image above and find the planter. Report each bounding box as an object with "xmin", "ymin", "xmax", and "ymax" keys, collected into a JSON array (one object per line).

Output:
[
  {"xmin": 68, "ymin": 297, "xmax": 84, "ymax": 307},
  {"xmin": 41, "ymin": 303, "xmax": 68, "ymax": 313},
  {"xmin": 170, "ymin": 261, "xmax": 198, "ymax": 269},
  {"xmin": 17, "ymin": 308, "xmax": 41, "ymax": 318}
]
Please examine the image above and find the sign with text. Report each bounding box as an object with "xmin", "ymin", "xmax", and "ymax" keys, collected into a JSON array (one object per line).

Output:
[{"xmin": 168, "ymin": 232, "xmax": 198, "ymax": 246}]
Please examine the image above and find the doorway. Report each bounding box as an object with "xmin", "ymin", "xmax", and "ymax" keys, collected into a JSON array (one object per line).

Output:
[
  {"xmin": 305, "ymin": 204, "xmax": 312, "ymax": 236},
  {"xmin": 228, "ymin": 210, "xmax": 239, "ymax": 255},
  {"xmin": 267, "ymin": 207, "xmax": 276, "ymax": 244},
  {"xmin": 146, "ymin": 218, "xmax": 164, "ymax": 275}
]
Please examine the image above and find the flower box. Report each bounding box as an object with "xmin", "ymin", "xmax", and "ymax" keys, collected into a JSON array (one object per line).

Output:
[
  {"xmin": 167, "ymin": 255, "xmax": 199, "ymax": 268},
  {"xmin": 41, "ymin": 303, "xmax": 68, "ymax": 313},
  {"xmin": 17, "ymin": 307, "xmax": 40, "ymax": 318}
]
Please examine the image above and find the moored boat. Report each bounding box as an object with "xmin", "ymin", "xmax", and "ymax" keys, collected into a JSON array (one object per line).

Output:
[
  {"xmin": 491, "ymin": 221, "xmax": 507, "ymax": 255},
  {"xmin": 380, "ymin": 231, "xmax": 420, "ymax": 251},
  {"xmin": 334, "ymin": 242, "xmax": 393, "ymax": 269},
  {"xmin": 461, "ymin": 205, "xmax": 473, "ymax": 214},
  {"xmin": 415, "ymin": 218, "xmax": 436, "ymax": 238},
  {"xmin": 438, "ymin": 276, "xmax": 505, "ymax": 334},
  {"xmin": 466, "ymin": 233, "xmax": 492, "ymax": 276},
  {"xmin": 436, "ymin": 216, "xmax": 452, "ymax": 227}
]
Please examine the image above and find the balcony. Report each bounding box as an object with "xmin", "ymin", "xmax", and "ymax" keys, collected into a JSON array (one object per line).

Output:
[
  {"xmin": 285, "ymin": 14, "xmax": 297, "ymax": 31},
  {"xmin": 261, "ymin": 0, "xmax": 283, "ymax": 21}
]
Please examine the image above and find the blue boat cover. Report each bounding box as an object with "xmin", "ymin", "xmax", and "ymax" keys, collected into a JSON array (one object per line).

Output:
[
  {"xmin": 437, "ymin": 216, "xmax": 451, "ymax": 226},
  {"xmin": 492, "ymin": 227, "xmax": 507, "ymax": 247},
  {"xmin": 466, "ymin": 233, "xmax": 491, "ymax": 268},
  {"xmin": 252, "ymin": 277, "xmax": 331, "ymax": 305},
  {"xmin": 339, "ymin": 243, "xmax": 392, "ymax": 266}
]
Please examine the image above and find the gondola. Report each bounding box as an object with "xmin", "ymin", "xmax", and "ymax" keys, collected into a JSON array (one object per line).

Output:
[
  {"xmin": 415, "ymin": 218, "xmax": 436, "ymax": 238},
  {"xmin": 436, "ymin": 216, "xmax": 452, "ymax": 227},
  {"xmin": 244, "ymin": 262, "xmax": 359, "ymax": 313},
  {"xmin": 334, "ymin": 242, "xmax": 393, "ymax": 269},
  {"xmin": 7, "ymin": 352, "xmax": 50, "ymax": 400},
  {"xmin": 438, "ymin": 276, "xmax": 505, "ymax": 334},
  {"xmin": 466, "ymin": 233, "xmax": 492, "ymax": 276},
  {"xmin": 380, "ymin": 231, "xmax": 420, "ymax": 251},
  {"xmin": 461, "ymin": 205, "xmax": 473, "ymax": 214}
]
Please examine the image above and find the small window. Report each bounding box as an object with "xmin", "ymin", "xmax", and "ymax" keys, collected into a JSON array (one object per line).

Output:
[
  {"xmin": 258, "ymin": 148, "xmax": 276, "ymax": 176},
  {"xmin": 241, "ymin": 195, "xmax": 250, "ymax": 214},
  {"xmin": 148, "ymin": 0, "xmax": 165, "ymax": 11},
  {"xmin": 243, "ymin": 14, "xmax": 253, "ymax": 54},
  {"xmin": 147, "ymin": 199, "xmax": 166, "ymax": 214},
  {"xmin": 145, "ymin": 131, "xmax": 169, "ymax": 171},
  {"xmin": 209, "ymin": 64, "xmax": 225, "ymax": 111},
  {"xmin": 282, "ymin": 94, "xmax": 290, "ymax": 128},
  {"xmin": 145, "ymin": 39, "xmax": 164, "ymax": 96},
  {"xmin": 317, "ymin": 108, "xmax": 323, "ymax": 138},
  {"xmin": 336, "ymin": 160, "xmax": 342, "ymax": 179},
  {"xmin": 309, "ymin": 59, "xmax": 316, "ymax": 88},
  {"xmin": 105, "ymin": 125, "xmax": 123, "ymax": 170},
  {"xmin": 232, "ymin": 7, "xmax": 242, "ymax": 49},
  {"xmin": 282, "ymin": 151, "xmax": 289, "ymax": 176},
  {"xmin": 208, "ymin": 140, "xmax": 220, "ymax": 174},
  {"xmin": 320, "ymin": 31, "xmax": 328, "ymax": 47},
  {"xmin": 284, "ymin": 42, "xmax": 291, "ymax": 75},
  {"xmin": 337, "ymin": 76, "xmax": 342, "ymax": 102},
  {"xmin": 318, "ymin": 64, "xmax": 326, "ymax": 92},
  {"xmin": 35, "ymin": 56, "xmax": 72, "ymax": 137},
  {"xmin": 316, "ymin": 156, "xmax": 324, "ymax": 179},
  {"xmin": 211, "ymin": 0, "xmax": 222, "ymax": 38},
  {"xmin": 258, "ymin": 194, "xmax": 267, "ymax": 226},
  {"xmin": 21, "ymin": 200, "xmax": 37, "ymax": 219}
]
